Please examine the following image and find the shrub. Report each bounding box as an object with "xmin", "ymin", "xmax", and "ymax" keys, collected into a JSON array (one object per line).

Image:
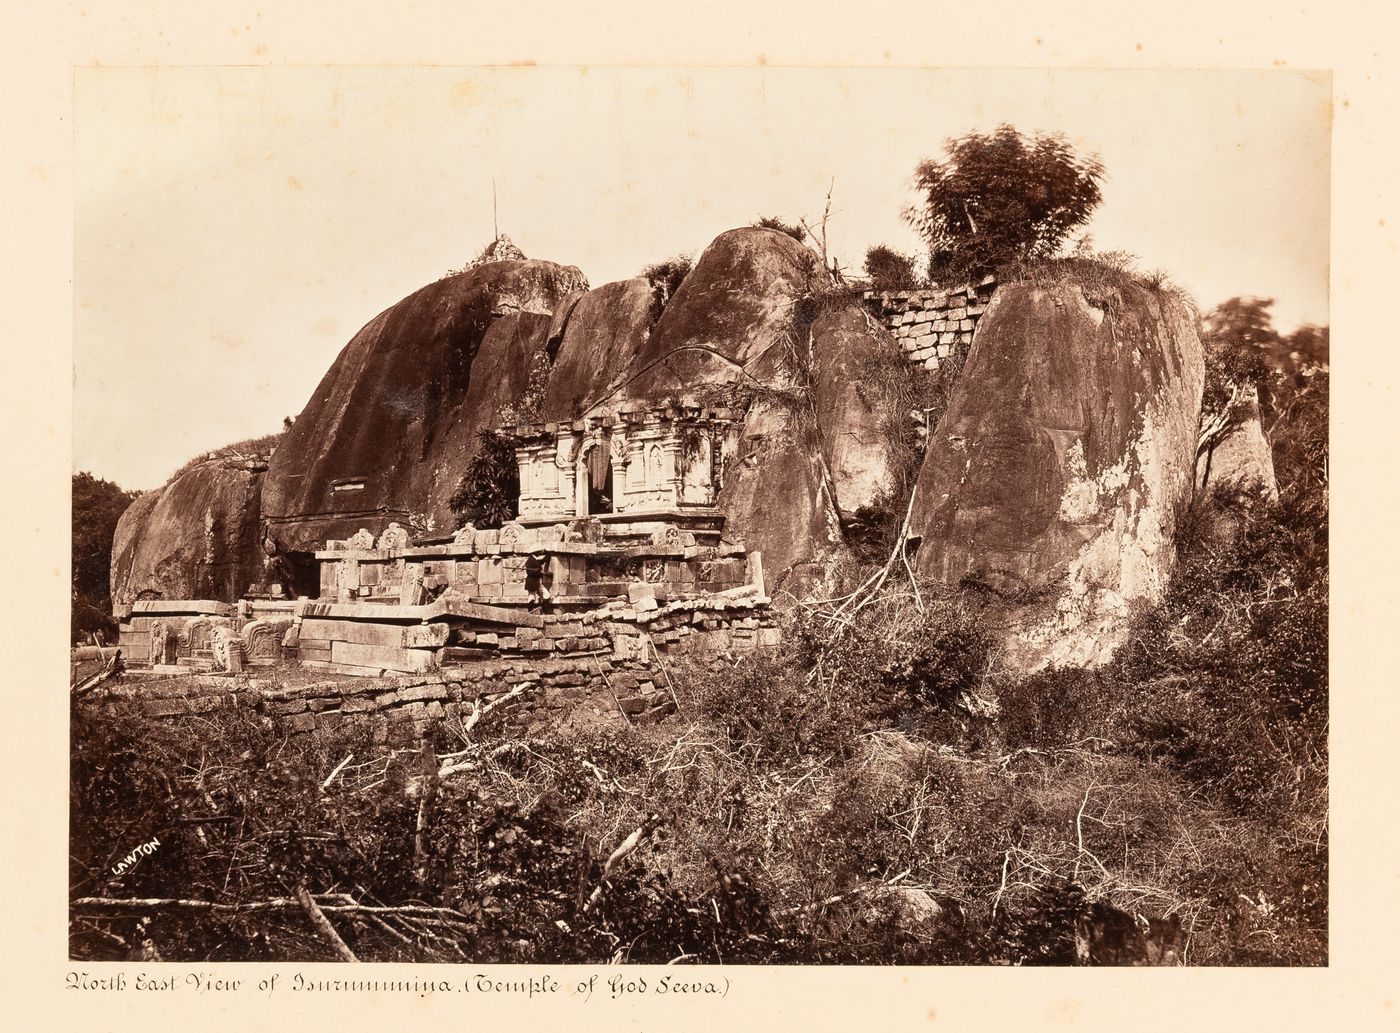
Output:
[
  {"xmin": 163, "ymin": 431, "xmax": 284, "ymax": 487},
  {"xmin": 863, "ymin": 244, "xmax": 921, "ymax": 291},
  {"xmin": 448, "ymin": 430, "xmax": 519, "ymax": 529}
]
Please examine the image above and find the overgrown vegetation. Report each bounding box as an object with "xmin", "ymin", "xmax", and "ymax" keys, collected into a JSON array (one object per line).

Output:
[
  {"xmin": 72, "ymin": 470, "xmax": 1326, "ymax": 963},
  {"xmin": 752, "ymin": 215, "xmax": 807, "ymax": 241},
  {"xmin": 71, "ymin": 472, "xmax": 139, "ymax": 644},
  {"xmin": 163, "ymin": 430, "xmax": 285, "ymax": 487},
  {"xmin": 72, "ymin": 363, "xmax": 1328, "ymax": 963},
  {"xmin": 448, "ymin": 430, "xmax": 519, "ymax": 529}
]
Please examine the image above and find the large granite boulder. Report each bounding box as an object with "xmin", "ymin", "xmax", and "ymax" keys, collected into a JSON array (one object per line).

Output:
[
  {"xmin": 623, "ymin": 227, "xmax": 817, "ymax": 402},
  {"xmin": 540, "ymin": 277, "xmax": 658, "ymax": 420},
  {"xmin": 909, "ymin": 281, "xmax": 1204, "ymax": 672},
  {"xmin": 1196, "ymin": 382, "xmax": 1278, "ymax": 501},
  {"xmin": 809, "ymin": 306, "xmax": 903, "ymax": 518},
  {"xmin": 261, "ymin": 258, "xmax": 586, "ymax": 552},
  {"xmin": 110, "ymin": 459, "xmax": 266, "ymax": 616}
]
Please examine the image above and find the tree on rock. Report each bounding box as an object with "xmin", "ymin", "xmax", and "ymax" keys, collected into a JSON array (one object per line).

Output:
[{"xmin": 905, "ymin": 124, "xmax": 1105, "ymax": 283}]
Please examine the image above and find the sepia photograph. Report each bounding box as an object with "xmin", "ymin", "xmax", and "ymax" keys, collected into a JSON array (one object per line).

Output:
[{"xmin": 68, "ymin": 64, "xmax": 1330, "ymax": 969}]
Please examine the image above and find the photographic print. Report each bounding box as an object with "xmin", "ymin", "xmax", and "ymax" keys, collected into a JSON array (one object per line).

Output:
[{"xmin": 69, "ymin": 65, "xmax": 1330, "ymax": 968}]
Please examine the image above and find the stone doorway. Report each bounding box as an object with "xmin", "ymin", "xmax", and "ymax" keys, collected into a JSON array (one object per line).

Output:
[{"xmin": 576, "ymin": 436, "xmax": 614, "ymax": 516}]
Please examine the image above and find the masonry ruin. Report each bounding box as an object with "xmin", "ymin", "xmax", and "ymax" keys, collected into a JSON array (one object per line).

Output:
[{"xmin": 112, "ymin": 402, "xmax": 777, "ymax": 737}]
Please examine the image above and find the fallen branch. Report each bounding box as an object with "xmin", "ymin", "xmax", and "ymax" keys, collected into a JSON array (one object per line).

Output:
[
  {"xmin": 437, "ymin": 683, "xmax": 530, "ymax": 776},
  {"xmin": 321, "ymin": 753, "xmax": 354, "ymax": 792},
  {"xmin": 413, "ymin": 741, "xmax": 439, "ymax": 886},
  {"xmin": 583, "ymin": 813, "xmax": 660, "ymax": 912},
  {"xmin": 590, "ymin": 650, "xmax": 634, "ymax": 727},
  {"xmin": 73, "ymin": 649, "xmax": 124, "ymax": 698},
  {"xmin": 644, "ymin": 634, "xmax": 684, "ymax": 714},
  {"xmin": 295, "ymin": 882, "xmax": 359, "ymax": 962},
  {"xmin": 71, "ymin": 895, "xmax": 476, "ymax": 920}
]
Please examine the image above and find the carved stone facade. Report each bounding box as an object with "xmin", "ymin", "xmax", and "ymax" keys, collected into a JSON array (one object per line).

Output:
[{"xmin": 511, "ymin": 406, "xmax": 740, "ymax": 526}]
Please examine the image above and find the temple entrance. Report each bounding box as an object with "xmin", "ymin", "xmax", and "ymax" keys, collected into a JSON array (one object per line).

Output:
[{"xmin": 576, "ymin": 438, "xmax": 614, "ymax": 516}]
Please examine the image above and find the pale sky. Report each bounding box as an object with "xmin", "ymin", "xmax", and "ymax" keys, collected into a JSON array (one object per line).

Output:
[{"xmin": 74, "ymin": 66, "xmax": 1330, "ymax": 491}]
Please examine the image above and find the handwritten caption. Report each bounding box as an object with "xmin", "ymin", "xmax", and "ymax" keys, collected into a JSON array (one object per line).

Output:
[{"xmin": 65, "ymin": 970, "xmax": 731, "ymax": 1002}]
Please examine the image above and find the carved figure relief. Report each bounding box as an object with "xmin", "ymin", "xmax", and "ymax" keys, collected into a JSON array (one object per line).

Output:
[
  {"xmin": 646, "ymin": 443, "xmax": 666, "ymax": 483},
  {"xmin": 555, "ymin": 438, "xmax": 577, "ymax": 468},
  {"xmin": 211, "ymin": 626, "xmax": 243, "ymax": 674},
  {"xmin": 148, "ymin": 620, "xmax": 169, "ymax": 665}
]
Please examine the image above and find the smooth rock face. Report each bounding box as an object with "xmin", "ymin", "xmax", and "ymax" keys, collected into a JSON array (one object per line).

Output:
[
  {"xmin": 1196, "ymin": 383, "xmax": 1278, "ymax": 501},
  {"xmin": 261, "ymin": 259, "xmax": 586, "ymax": 551},
  {"xmin": 110, "ymin": 461, "xmax": 265, "ymax": 616},
  {"xmin": 716, "ymin": 397, "xmax": 846, "ymax": 599},
  {"xmin": 623, "ymin": 227, "xmax": 816, "ymax": 402},
  {"xmin": 909, "ymin": 282, "xmax": 1204, "ymax": 672},
  {"xmin": 810, "ymin": 306, "xmax": 902, "ymax": 518},
  {"xmin": 540, "ymin": 277, "xmax": 658, "ymax": 420}
]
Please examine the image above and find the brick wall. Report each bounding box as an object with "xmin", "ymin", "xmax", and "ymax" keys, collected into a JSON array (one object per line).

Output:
[{"xmin": 863, "ymin": 276, "xmax": 996, "ymax": 370}]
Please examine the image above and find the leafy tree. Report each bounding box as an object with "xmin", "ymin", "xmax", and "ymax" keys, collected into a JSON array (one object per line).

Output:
[
  {"xmin": 449, "ymin": 431, "xmax": 520, "ymax": 529},
  {"xmin": 641, "ymin": 254, "xmax": 693, "ymax": 301},
  {"xmin": 1201, "ymin": 296, "xmax": 1328, "ymax": 501},
  {"xmin": 905, "ymin": 124, "xmax": 1105, "ymax": 282},
  {"xmin": 863, "ymin": 244, "xmax": 921, "ymax": 291},
  {"xmin": 1203, "ymin": 296, "xmax": 1280, "ymax": 352},
  {"xmin": 1282, "ymin": 324, "xmax": 1329, "ymax": 372},
  {"xmin": 72, "ymin": 471, "xmax": 139, "ymax": 643}
]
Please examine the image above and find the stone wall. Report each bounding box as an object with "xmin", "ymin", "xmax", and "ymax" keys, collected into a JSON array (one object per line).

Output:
[
  {"xmin": 83, "ymin": 594, "xmax": 780, "ymax": 744},
  {"xmin": 863, "ymin": 276, "xmax": 997, "ymax": 370}
]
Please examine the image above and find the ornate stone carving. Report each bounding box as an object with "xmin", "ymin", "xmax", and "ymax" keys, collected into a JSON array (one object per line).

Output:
[
  {"xmin": 643, "ymin": 560, "xmax": 666, "ymax": 583},
  {"xmin": 622, "ymin": 489, "xmax": 674, "ymax": 512},
  {"xmin": 347, "ymin": 528, "xmax": 376, "ymax": 550},
  {"xmin": 452, "ymin": 523, "xmax": 477, "ymax": 547},
  {"xmin": 240, "ymin": 619, "xmax": 290, "ymax": 663},
  {"xmin": 498, "ymin": 522, "xmax": 524, "ymax": 545},
  {"xmin": 646, "ymin": 443, "xmax": 666, "ymax": 480},
  {"xmin": 376, "ymin": 522, "xmax": 410, "ymax": 551},
  {"xmin": 211, "ymin": 626, "xmax": 244, "ymax": 674},
  {"xmin": 180, "ymin": 616, "xmax": 214, "ymax": 654}
]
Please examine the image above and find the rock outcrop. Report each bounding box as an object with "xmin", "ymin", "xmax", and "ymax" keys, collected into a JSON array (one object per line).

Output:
[
  {"xmin": 810, "ymin": 306, "xmax": 903, "ymax": 518},
  {"xmin": 1196, "ymin": 383, "xmax": 1278, "ymax": 501},
  {"xmin": 110, "ymin": 460, "xmax": 266, "ymax": 617},
  {"xmin": 909, "ymin": 281, "xmax": 1204, "ymax": 672},
  {"xmin": 540, "ymin": 277, "xmax": 658, "ymax": 420},
  {"xmin": 621, "ymin": 227, "xmax": 817, "ymax": 402},
  {"xmin": 261, "ymin": 258, "xmax": 587, "ymax": 552}
]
